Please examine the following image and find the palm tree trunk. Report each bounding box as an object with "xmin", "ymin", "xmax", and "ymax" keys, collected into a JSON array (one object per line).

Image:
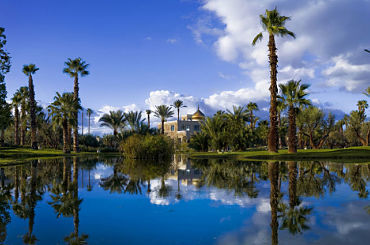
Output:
[
  {"xmin": 268, "ymin": 161, "xmax": 279, "ymax": 245},
  {"xmin": 14, "ymin": 166, "xmax": 19, "ymax": 202},
  {"xmin": 14, "ymin": 105, "xmax": 20, "ymax": 145},
  {"xmin": 63, "ymin": 119, "xmax": 70, "ymax": 153},
  {"xmin": 161, "ymin": 119, "xmax": 165, "ymax": 134},
  {"xmin": 81, "ymin": 111, "xmax": 84, "ymax": 136},
  {"xmin": 178, "ymin": 108, "xmax": 180, "ymax": 121},
  {"xmin": 28, "ymin": 75, "xmax": 38, "ymax": 150},
  {"xmin": 288, "ymin": 106, "xmax": 297, "ymax": 153},
  {"xmin": 73, "ymin": 158, "xmax": 79, "ymax": 238},
  {"xmin": 68, "ymin": 124, "xmax": 72, "ymax": 152},
  {"xmin": 147, "ymin": 114, "xmax": 150, "ymax": 128},
  {"xmin": 288, "ymin": 161, "xmax": 298, "ymax": 208},
  {"xmin": 0, "ymin": 128, "xmax": 4, "ymax": 146},
  {"xmin": 73, "ymin": 75, "xmax": 79, "ymax": 152},
  {"xmin": 88, "ymin": 114, "xmax": 91, "ymax": 135},
  {"xmin": 278, "ymin": 111, "xmax": 283, "ymax": 149},
  {"xmin": 251, "ymin": 111, "xmax": 255, "ymax": 130},
  {"xmin": 268, "ymin": 34, "xmax": 279, "ymax": 153},
  {"xmin": 20, "ymin": 103, "xmax": 26, "ymax": 146}
]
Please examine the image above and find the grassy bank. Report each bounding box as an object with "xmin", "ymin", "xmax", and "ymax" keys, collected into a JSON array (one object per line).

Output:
[
  {"xmin": 189, "ymin": 146, "xmax": 370, "ymax": 162},
  {"xmin": 0, "ymin": 147, "xmax": 120, "ymax": 164}
]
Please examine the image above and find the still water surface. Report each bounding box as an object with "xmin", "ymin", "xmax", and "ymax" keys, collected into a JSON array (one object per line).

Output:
[{"xmin": 0, "ymin": 156, "xmax": 369, "ymax": 244}]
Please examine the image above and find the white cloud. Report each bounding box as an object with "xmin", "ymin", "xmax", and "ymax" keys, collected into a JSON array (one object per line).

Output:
[
  {"xmin": 190, "ymin": 0, "xmax": 370, "ymax": 102},
  {"xmin": 323, "ymin": 55, "xmax": 370, "ymax": 92}
]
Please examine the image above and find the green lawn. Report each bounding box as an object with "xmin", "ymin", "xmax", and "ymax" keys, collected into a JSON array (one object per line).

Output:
[
  {"xmin": 0, "ymin": 147, "xmax": 120, "ymax": 164},
  {"xmin": 189, "ymin": 146, "xmax": 370, "ymax": 162}
]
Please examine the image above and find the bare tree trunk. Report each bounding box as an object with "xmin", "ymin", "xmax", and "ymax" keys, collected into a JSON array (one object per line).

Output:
[
  {"xmin": 268, "ymin": 34, "xmax": 278, "ymax": 153},
  {"xmin": 28, "ymin": 75, "xmax": 38, "ymax": 149}
]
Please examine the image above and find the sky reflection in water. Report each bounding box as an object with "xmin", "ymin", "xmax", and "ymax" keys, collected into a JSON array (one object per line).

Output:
[{"xmin": 0, "ymin": 156, "xmax": 369, "ymax": 245}]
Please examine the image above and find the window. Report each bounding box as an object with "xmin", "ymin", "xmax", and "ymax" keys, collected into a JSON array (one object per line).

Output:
[
  {"xmin": 181, "ymin": 125, "xmax": 185, "ymax": 131},
  {"xmin": 171, "ymin": 125, "xmax": 175, "ymax": 131},
  {"xmin": 186, "ymin": 125, "xmax": 190, "ymax": 131},
  {"xmin": 194, "ymin": 125, "xmax": 200, "ymax": 131}
]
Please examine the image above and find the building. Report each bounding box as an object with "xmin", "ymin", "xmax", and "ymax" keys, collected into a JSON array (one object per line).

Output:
[{"xmin": 158, "ymin": 106, "xmax": 205, "ymax": 143}]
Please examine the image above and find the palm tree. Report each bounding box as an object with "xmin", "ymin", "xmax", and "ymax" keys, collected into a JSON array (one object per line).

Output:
[
  {"xmin": 146, "ymin": 109, "xmax": 151, "ymax": 128},
  {"xmin": 154, "ymin": 105, "xmax": 174, "ymax": 134},
  {"xmin": 86, "ymin": 108, "xmax": 93, "ymax": 135},
  {"xmin": 99, "ymin": 110, "xmax": 125, "ymax": 136},
  {"xmin": 278, "ymin": 161, "xmax": 312, "ymax": 235},
  {"xmin": 279, "ymin": 80, "xmax": 310, "ymax": 153},
  {"xmin": 247, "ymin": 102, "xmax": 259, "ymax": 129},
  {"xmin": 173, "ymin": 100, "xmax": 186, "ymax": 121},
  {"xmin": 63, "ymin": 58, "xmax": 89, "ymax": 152},
  {"xmin": 252, "ymin": 8, "xmax": 296, "ymax": 153},
  {"xmin": 365, "ymin": 49, "xmax": 370, "ymax": 54},
  {"xmin": 11, "ymin": 91, "xmax": 22, "ymax": 145},
  {"xmin": 18, "ymin": 87, "xmax": 29, "ymax": 145},
  {"xmin": 357, "ymin": 100, "xmax": 368, "ymax": 115},
  {"xmin": 22, "ymin": 64, "xmax": 39, "ymax": 149},
  {"xmin": 48, "ymin": 92, "xmax": 80, "ymax": 153},
  {"xmin": 125, "ymin": 111, "xmax": 144, "ymax": 132},
  {"xmin": 364, "ymin": 86, "xmax": 370, "ymax": 97}
]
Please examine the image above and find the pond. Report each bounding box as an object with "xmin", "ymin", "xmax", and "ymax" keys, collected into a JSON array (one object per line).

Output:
[{"xmin": 0, "ymin": 156, "xmax": 369, "ymax": 244}]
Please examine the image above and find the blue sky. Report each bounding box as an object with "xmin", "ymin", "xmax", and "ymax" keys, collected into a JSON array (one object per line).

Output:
[{"xmin": 2, "ymin": 0, "xmax": 370, "ymax": 134}]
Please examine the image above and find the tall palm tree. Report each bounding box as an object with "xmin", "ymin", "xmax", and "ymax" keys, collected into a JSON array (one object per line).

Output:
[
  {"xmin": 63, "ymin": 58, "xmax": 89, "ymax": 152},
  {"xmin": 279, "ymin": 80, "xmax": 310, "ymax": 153},
  {"xmin": 247, "ymin": 102, "xmax": 259, "ymax": 129},
  {"xmin": 154, "ymin": 105, "xmax": 174, "ymax": 134},
  {"xmin": 18, "ymin": 87, "xmax": 29, "ymax": 145},
  {"xmin": 86, "ymin": 108, "xmax": 93, "ymax": 135},
  {"xmin": 146, "ymin": 109, "xmax": 151, "ymax": 128},
  {"xmin": 365, "ymin": 49, "xmax": 370, "ymax": 54},
  {"xmin": 173, "ymin": 100, "xmax": 186, "ymax": 121},
  {"xmin": 48, "ymin": 92, "xmax": 80, "ymax": 153},
  {"xmin": 252, "ymin": 8, "xmax": 296, "ymax": 152},
  {"xmin": 11, "ymin": 91, "xmax": 22, "ymax": 145},
  {"xmin": 98, "ymin": 110, "xmax": 125, "ymax": 136},
  {"xmin": 22, "ymin": 64, "xmax": 39, "ymax": 149}
]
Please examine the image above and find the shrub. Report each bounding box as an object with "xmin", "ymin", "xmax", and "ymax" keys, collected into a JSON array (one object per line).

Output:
[
  {"xmin": 79, "ymin": 134, "xmax": 100, "ymax": 148},
  {"xmin": 120, "ymin": 134, "xmax": 174, "ymax": 160}
]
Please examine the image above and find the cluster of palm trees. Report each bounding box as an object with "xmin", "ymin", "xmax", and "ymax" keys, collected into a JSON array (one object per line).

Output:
[
  {"xmin": 8, "ymin": 58, "xmax": 96, "ymax": 153},
  {"xmin": 98, "ymin": 100, "xmax": 189, "ymax": 136},
  {"xmin": 190, "ymin": 102, "xmax": 261, "ymax": 151}
]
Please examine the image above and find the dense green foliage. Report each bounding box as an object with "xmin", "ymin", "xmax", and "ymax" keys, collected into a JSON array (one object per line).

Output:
[{"xmin": 120, "ymin": 134, "xmax": 174, "ymax": 160}]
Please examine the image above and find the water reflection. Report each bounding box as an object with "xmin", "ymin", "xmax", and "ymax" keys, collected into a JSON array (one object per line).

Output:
[{"xmin": 0, "ymin": 156, "xmax": 369, "ymax": 244}]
